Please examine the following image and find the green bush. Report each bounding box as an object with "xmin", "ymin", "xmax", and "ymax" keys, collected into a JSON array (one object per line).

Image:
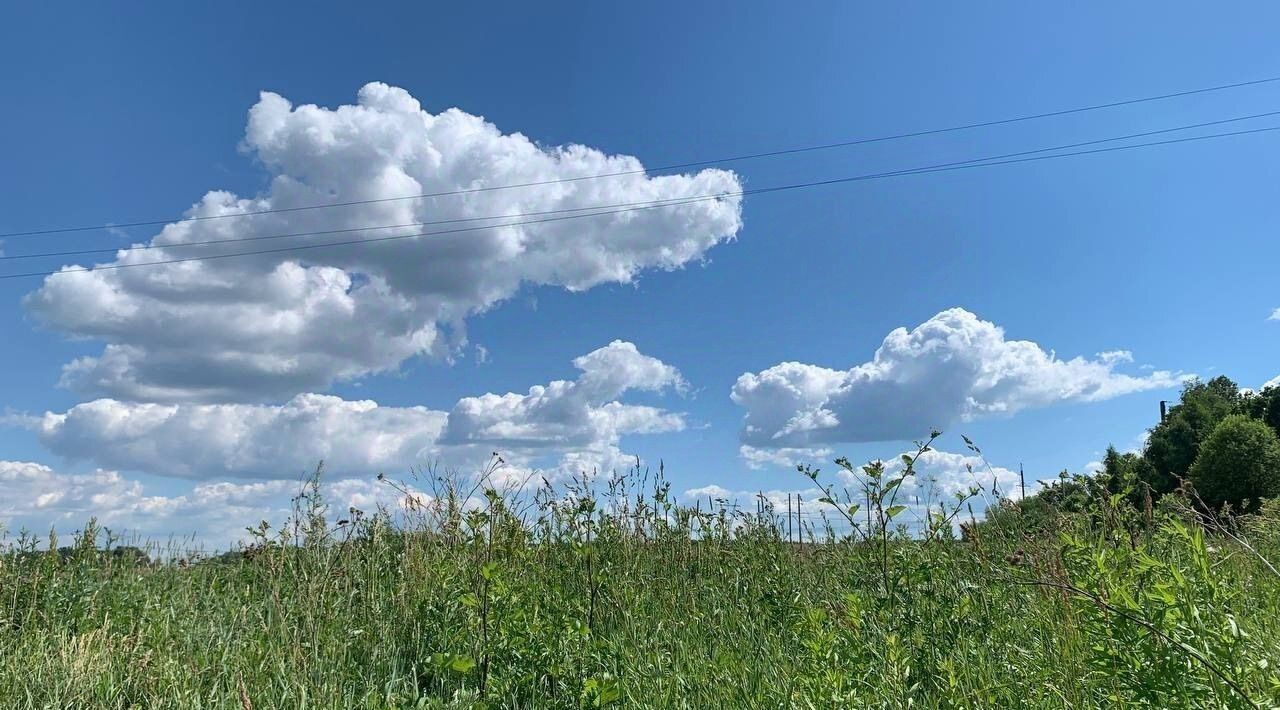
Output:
[{"xmin": 1189, "ymin": 414, "xmax": 1280, "ymax": 509}]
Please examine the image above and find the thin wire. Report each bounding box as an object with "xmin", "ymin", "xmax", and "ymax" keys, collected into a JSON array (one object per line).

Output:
[
  {"xmin": 5, "ymin": 122, "xmax": 1276, "ymax": 282},
  {"xmin": 5, "ymin": 109, "xmax": 1279, "ymax": 264},
  {"xmin": 3, "ymin": 73, "xmax": 1279, "ymax": 239}
]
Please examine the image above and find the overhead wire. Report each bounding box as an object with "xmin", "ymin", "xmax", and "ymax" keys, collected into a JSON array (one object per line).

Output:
[
  {"xmin": 4, "ymin": 108, "xmax": 1279, "ymax": 264},
  {"xmin": 5, "ymin": 122, "xmax": 1278, "ymax": 281},
  {"xmin": 3, "ymin": 73, "xmax": 1279, "ymax": 239}
]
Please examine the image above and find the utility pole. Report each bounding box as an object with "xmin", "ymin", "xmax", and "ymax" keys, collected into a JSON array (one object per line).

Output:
[
  {"xmin": 1019, "ymin": 463, "xmax": 1026, "ymax": 501},
  {"xmin": 1160, "ymin": 400, "xmax": 1168, "ymax": 424}
]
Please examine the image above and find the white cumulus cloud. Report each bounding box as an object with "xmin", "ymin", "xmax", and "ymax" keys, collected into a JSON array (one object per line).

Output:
[
  {"xmin": 25, "ymin": 83, "xmax": 742, "ymax": 403},
  {"xmin": 877, "ymin": 448, "xmax": 1024, "ymax": 502},
  {"xmin": 23, "ymin": 341, "xmax": 685, "ymax": 482},
  {"xmin": 30, "ymin": 394, "xmax": 446, "ymax": 480},
  {"xmin": 739, "ymin": 444, "xmax": 833, "ymax": 470},
  {"xmin": 437, "ymin": 340, "xmax": 687, "ymax": 478},
  {"xmin": 732, "ymin": 308, "xmax": 1183, "ymax": 451}
]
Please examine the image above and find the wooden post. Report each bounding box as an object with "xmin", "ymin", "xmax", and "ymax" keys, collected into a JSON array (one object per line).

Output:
[{"xmin": 796, "ymin": 494, "xmax": 802, "ymax": 544}]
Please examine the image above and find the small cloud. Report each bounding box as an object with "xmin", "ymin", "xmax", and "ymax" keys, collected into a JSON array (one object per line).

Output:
[
  {"xmin": 475, "ymin": 344, "xmax": 489, "ymax": 365},
  {"xmin": 1096, "ymin": 350, "xmax": 1133, "ymax": 365},
  {"xmin": 1270, "ymin": 307, "xmax": 1280, "ymax": 322},
  {"xmin": 682, "ymin": 484, "xmax": 733, "ymax": 501},
  {"xmin": 0, "ymin": 410, "xmax": 41, "ymax": 430},
  {"xmin": 739, "ymin": 444, "xmax": 832, "ymax": 470}
]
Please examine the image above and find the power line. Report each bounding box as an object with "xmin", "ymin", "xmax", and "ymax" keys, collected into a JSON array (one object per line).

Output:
[
  {"xmin": 3, "ymin": 73, "xmax": 1279, "ymax": 240},
  {"xmin": 4, "ymin": 109, "xmax": 1279, "ymax": 264},
  {"xmin": 4, "ymin": 122, "xmax": 1276, "ymax": 282}
]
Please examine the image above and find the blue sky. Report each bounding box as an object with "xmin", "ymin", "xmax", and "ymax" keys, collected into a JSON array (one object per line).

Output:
[{"xmin": 2, "ymin": 3, "xmax": 1278, "ymax": 546}]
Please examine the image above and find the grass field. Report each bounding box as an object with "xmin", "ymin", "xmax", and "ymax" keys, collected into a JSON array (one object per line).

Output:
[{"xmin": 4, "ymin": 452, "xmax": 1280, "ymax": 709}]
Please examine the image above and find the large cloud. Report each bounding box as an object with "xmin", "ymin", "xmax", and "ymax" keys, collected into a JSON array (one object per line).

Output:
[
  {"xmin": 25, "ymin": 83, "xmax": 742, "ymax": 403},
  {"xmin": 732, "ymin": 308, "xmax": 1182, "ymax": 451},
  {"xmin": 25, "ymin": 341, "xmax": 685, "ymax": 481}
]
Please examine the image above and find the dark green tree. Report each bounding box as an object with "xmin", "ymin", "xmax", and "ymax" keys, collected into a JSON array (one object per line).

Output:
[
  {"xmin": 1142, "ymin": 376, "xmax": 1241, "ymax": 494},
  {"xmin": 110, "ymin": 546, "xmax": 154, "ymax": 567},
  {"xmin": 1101, "ymin": 445, "xmax": 1157, "ymax": 503},
  {"xmin": 1237, "ymin": 383, "xmax": 1280, "ymax": 439},
  {"xmin": 1187, "ymin": 414, "xmax": 1280, "ymax": 509}
]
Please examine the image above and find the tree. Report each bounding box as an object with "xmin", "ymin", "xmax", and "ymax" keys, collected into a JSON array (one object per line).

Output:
[
  {"xmin": 968, "ymin": 471, "xmax": 1093, "ymax": 539},
  {"xmin": 1238, "ymin": 384, "xmax": 1280, "ymax": 440},
  {"xmin": 1143, "ymin": 376, "xmax": 1241, "ymax": 494},
  {"xmin": 110, "ymin": 546, "xmax": 154, "ymax": 567},
  {"xmin": 1187, "ymin": 414, "xmax": 1280, "ymax": 510},
  {"xmin": 1101, "ymin": 445, "xmax": 1157, "ymax": 505}
]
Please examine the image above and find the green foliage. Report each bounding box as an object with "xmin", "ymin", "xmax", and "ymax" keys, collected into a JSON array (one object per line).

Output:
[
  {"xmin": 2, "ymin": 449, "xmax": 1280, "ymax": 708},
  {"xmin": 977, "ymin": 472, "xmax": 1089, "ymax": 537},
  {"xmin": 1239, "ymin": 384, "xmax": 1280, "ymax": 440},
  {"xmin": 1189, "ymin": 414, "xmax": 1280, "ymax": 509},
  {"xmin": 1144, "ymin": 376, "xmax": 1242, "ymax": 494},
  {"xmin": 1102, "ymin": 445, "xmax": 1156, "ymax": 494}
]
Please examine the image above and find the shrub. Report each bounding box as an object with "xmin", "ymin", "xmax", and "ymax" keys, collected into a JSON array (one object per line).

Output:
[{"xmin": 1188, "ymin": 414, "xmax": 1280, "ymax": 509}]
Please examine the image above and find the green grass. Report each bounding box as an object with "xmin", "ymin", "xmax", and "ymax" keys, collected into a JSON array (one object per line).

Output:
[{"xmin": 3, "ymin": 458, "xmax": 1280, "ymax": 709}]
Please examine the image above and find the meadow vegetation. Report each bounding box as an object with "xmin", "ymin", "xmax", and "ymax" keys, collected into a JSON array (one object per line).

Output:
[{"xmin": 3, "ymin": 379, "xmax": 1280, "ymax": 708}]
